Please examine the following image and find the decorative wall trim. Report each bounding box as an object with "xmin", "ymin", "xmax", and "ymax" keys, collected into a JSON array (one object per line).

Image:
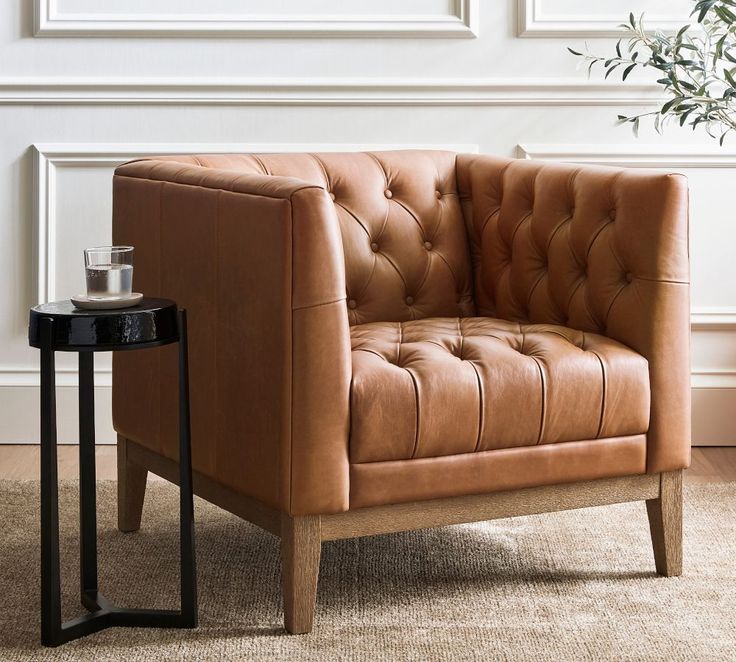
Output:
[
  {"xmin": 0, "ymin": 369, "xmax": 112, "ymax": 388},
  {"xmin": 0, "ymin": 78, "xmax": 664, "ymax": 107},
  {"xmin": 518, "ymin": 0, "xmax": 689, "ymax": 38},
  {"xmin": 34, "ymin": 0, "xmax": 478, "ymax": 38},
  {"xmin": 517, "ymin": 143, "xmax": 736, "ymax": 168}
]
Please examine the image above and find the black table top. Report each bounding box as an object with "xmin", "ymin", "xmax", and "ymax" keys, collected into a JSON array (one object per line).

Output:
[{"xmin": 28, "ymin": 297, "xmax": 179, "ymax": 351}]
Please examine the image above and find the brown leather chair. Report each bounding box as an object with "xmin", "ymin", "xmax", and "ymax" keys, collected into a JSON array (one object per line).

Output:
[{"xmin": 112, "ymin": 150, "xmax": 690, "ymax": 634}]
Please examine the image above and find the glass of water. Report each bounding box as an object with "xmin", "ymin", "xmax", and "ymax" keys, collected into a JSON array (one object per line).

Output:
[{"xmin": 84, "ymin": 246, "xmax": 134, "ymax": 300}]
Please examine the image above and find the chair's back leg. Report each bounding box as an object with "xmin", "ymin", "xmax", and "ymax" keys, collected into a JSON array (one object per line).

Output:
[
  {"xmin": 117, "ymin": 435, "xmax": 148, "ymax": 533},
  {"xmin": 281, "ymin": 514, "xmax": 321, "ymax": 634},
  {"xmin": 646, "ymin": 469, "xmax": 683, "ymax": 577}
]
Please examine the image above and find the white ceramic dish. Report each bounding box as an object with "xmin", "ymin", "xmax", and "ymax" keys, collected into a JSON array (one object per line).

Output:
[{"xmin": 71, "ymin": 292, "xmax": 143, "ymax": 310}]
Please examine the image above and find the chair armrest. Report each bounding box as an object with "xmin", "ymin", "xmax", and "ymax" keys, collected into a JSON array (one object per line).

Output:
[
  {"xmin": 112, "ymin": 159, "xmax": 351, "ymax": 515},
  {"xmin": 457, "ymin": 154, "xmax": 690, "ymax": 473}
]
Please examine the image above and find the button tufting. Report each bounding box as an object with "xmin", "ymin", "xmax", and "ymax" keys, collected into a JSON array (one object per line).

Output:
[
  {"xmin": 625, "ymin": 272, "xmax": 633, "ymax": 283},
  {"xmin": 347, "ymin": 300, "xmax": 357, "ymax": 309},
  {"xmin": 610, "ymin": 209, "xmax": 617, "ymax": 220},
  {"xmin": 370, "ymin": 242, "xmax": 379, "ymax": 252},
  {"xmin": 424, "ymin": 241, "xmax": 433, "ymax": 251},
  {"xmin": 570, "ymin": 207, "xmax": 575, "ymax": 216},
  {"xmin": 384, "ymin": 189, "xmax": 393, "ymax": 199},
  {"xmin": 329, "ymin": 192, "xmax": 336, "ymax": 201},
  {"xmin": 435, "ymin": 190, "xmax": 442, "ymax": 199},
  {"xmin": 405, "ymin": 296, "xmax": 414, "ymax": 305}
]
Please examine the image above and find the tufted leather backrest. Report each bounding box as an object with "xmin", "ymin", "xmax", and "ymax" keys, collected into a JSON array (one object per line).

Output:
[
  {"xmin": 456, "ymin": 154, "xmax": 689, "ymax": 332},
  {"xmin": 152, "ymin": 151, "xmax": 475, "ymax": 325}
]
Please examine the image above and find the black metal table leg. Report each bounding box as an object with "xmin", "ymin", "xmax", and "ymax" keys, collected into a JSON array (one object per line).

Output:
[
  {"xmin": 178, "ymin": 309, "xmax": 198, "ymax": 627},
  {"xmin": 40, "ymin": 317, "xmax": 61, "ymax": 647},
  {"xmin": 78, "ymin": 351, "xmax": 98, "ymax": 611}
]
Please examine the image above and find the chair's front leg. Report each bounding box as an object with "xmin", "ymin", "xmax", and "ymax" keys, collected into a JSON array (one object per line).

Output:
[
  {"xmin": 117, "ymin": 435, "xmax": 148, "ymax": 533},
  {"xmin": 281, "ymin": 514, "xmax": 321, "ymax": 634},
  {"xmin": 646, "ymin": 470, "xmax": 683, "ymax": 577}
]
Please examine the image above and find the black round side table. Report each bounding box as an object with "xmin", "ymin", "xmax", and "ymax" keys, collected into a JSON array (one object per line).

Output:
[{"xmin": 28, "ymin": 298, "xmax": 198, "ymax": 647}]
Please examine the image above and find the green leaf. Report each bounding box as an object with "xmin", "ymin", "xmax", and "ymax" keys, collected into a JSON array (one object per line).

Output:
[
  {"xmin": 616, "ymin": 40, "xmax": 622, "ymax": 58},
  {"xmin": 622, "ymin": 63, "xmax": 637, "ymax": 80},
  {"xmin": 661, "ymin": 96, "xmax": 684, "ymax": 114},
  {"xmin": 567, "ymin": 47, "xmax": 583, "ymax": 56}
]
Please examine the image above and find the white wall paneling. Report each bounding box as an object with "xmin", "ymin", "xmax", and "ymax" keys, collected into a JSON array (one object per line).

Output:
[
  {"xmin": 34, "ymin": 0, "xmax": 479, "ymax": 38},
  {"xmin": 518, "ymin": 144, "xmax": 736, "ymax": 445},
  {"xmin": 518, "ymin": 0, "xmax": 693, "ymax": 37}
]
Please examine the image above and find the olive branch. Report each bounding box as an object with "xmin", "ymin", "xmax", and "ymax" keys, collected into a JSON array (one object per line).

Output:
[{"xmin": 569, "ymin": 0, "xmax": 736, "ymax": 144}]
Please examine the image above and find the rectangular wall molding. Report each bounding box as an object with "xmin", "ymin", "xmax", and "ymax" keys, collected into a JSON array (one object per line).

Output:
[
  {"xmin": 518, "ymin": 0, "xmax": 690, "ymax": 37},
  {"xmin": 34, "ymin": 0, "xmax": 478, "ymax": 38},
  {"xmin": 0, "ymin": 78, "xmax": 664, "ymax": 107}
]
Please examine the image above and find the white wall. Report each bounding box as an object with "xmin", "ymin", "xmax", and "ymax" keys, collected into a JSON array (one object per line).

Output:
[{"xmin": 1, "ymin": 0, "xmax": 733, "ymax": 444}]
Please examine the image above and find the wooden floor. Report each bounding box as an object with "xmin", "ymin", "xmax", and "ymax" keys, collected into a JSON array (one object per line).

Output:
[{"xmin": 0, "ymin": 445, "xmax": 734, "ymax": 483}]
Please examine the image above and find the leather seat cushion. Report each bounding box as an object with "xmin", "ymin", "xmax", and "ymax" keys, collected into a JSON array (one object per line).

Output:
[{"xmin": 350, "ymin": 317, "xmax": 650, "ymax": 463}]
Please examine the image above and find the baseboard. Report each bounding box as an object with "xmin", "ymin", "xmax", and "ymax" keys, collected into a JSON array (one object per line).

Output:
[
  {"xmin": 692, "ymin": 389, "xmax": 736, "ymax": 446},
  {"xmin": 0, "ymin": 385, "xmax": 115, "ymax": 444}
]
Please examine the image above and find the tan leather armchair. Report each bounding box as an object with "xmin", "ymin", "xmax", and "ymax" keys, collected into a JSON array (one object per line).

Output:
[{"xmin": 112, "ymin": 150, "xmax": 690, "ymax": 634}]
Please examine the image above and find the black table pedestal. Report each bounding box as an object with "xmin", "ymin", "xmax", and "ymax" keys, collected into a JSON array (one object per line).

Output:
[{"xmin": 31, "ymin": 300, "xmax": 197, "ymax": 647}]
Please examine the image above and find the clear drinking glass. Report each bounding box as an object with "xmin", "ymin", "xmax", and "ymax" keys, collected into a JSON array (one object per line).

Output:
[{"xmin": 84, "ymin": 246, "xmax": 134, "ymax": 299}]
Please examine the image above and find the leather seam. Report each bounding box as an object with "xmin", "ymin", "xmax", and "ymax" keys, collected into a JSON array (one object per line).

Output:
[
  {"xmin": 332, "ymin": 200, "xmax": 372, "ymax": 239},
  {"xmin": 602, "ymin": 283, "xmax": 628, "ymax": 328},
  {"xmin": 525, "ymin": 268, "xmax": 548, "ymax": 311},
  {"xmin": 115, "ymin": 173, "xmax": 321, "ymax": 202},
  {"xmin": 348, "ymin": 433, "xmax": 647, "ymax": 466},
  {"xmin": 293, "ymin": 297, "xmax": 346, "ymax": 312},
  {"xmin": 406, "ymin": 367, "xmax": 421, "ymax": 460},
  {"xmin": 590, "ymin": 348, "xmax": 607, "ymax": 439},
  {"xmin": 397, "ymin": 321, "xmax": 403, "ymax": 366},
  {"xmin": 635, "ymin": 276, "xmax": 689, "ymax": 285},
  {"xmin": 309, "ymin": 153, "xmax": 331, "ymax": 190},
  {"xmin": 251, "ymin": 154, "xmax": 270, "ymax": 175},
  {"xmin": 530, "ymin": 355, "xmax": 546, "ymax": 444},
  {"xmin": 468, "ymin": 360, "xmax": 485, "ymax": 453}
]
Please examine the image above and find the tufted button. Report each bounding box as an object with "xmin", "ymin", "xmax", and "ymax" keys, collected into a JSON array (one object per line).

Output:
[
  {"xmin": 625, "ymin": 272, "xmax": 633, "ymax": 283},
  {"xmin": 424, "ymin": 241, "xmax": 433, "ymax": 251},
  {"xmin": 570, "ymin": 206, "xmax": 575, "ymax": 216},
  {"xmin": 347, "ymin": 299, "xmax": 357, "ymax": 309},
  {"xmin": 329, "ymin": 192, "xmax": 336, "ymax": 201},
  {"xmin": 609, "ymin": 209, "xmax": 617, "ymax": 220},
  {"xmin": 435, "ymin": 190, "xmax": 442, "ymax": 199},
  {"xmin": 370, "ymin": 242, "xmax": 379, "ymax": 252},
  {"xmin": 405, "ymin": 296, "xmax": 414, "ymax": 305},
  {"xmin": 384, "ymin": 189, "xmax": 393, "ymax": 199}
]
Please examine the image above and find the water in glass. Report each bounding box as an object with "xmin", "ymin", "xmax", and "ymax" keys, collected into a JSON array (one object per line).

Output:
[{"xmin": 85, "ymin": 263, "xmax": 133, "ymax": 299}]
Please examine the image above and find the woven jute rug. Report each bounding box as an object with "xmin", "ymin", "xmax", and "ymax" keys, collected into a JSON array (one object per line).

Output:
[{"xmin": 0, "ymin": 480, "xmax": 734, "ymax": 661}]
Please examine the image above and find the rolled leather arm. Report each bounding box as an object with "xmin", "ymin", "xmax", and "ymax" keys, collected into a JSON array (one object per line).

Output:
[
  {"xmin": 112, "ymin": 159, "xmax": 351, "ymax": 515},
  {"xmin": 457, "ymin": 154, "xmax": 690, "ymax": 473}
]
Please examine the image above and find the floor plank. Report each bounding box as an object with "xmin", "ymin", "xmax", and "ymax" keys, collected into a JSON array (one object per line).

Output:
[{"xmin": 0, "ymin": 446, "xmax": 733, "ymax": 483}]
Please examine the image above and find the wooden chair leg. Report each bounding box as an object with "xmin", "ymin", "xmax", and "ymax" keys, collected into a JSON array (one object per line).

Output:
[
  {"xmin": 281, "ymin": 514, "xmax": 321, "ymax": 634},
  {"xmin": 117, "ymin": 435, "xmax": 148, "ymax": 533},
  {"xmin": 645, "ymin": 470, "xmax": 683, "ymax": 577}
]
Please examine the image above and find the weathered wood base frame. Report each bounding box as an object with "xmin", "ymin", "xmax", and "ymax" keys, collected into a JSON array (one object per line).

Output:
[{"xmin": 117, "ymin": 436, "xmax": 684, "ymax": 635}]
